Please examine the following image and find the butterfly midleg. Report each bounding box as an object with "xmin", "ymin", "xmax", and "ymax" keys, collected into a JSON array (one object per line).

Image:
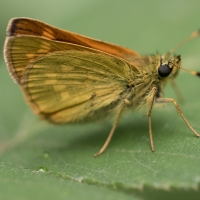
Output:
[
  {"xmin": 155, "ymin": 97, "xmax": 200, "ymax": 137},
  {"xmin": 147, "ymin": 87, "xmax": 157, "ymax": 151},
  {"xmin": 94, "ymin": 101, "xmax": 128, "ymax": 157}
]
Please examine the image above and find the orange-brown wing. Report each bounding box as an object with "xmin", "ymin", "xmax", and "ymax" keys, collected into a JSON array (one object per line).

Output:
[
  {"xmin": 6, "ymin": 18, "xmax": 139, "ymax": 61},
  {"xmin": 4, "ymin": 36, "xmax": 103, "ymax": 83}
]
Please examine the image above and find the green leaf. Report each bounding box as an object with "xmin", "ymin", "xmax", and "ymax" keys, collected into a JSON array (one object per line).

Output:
[
  {"xmin": 0, "ymin": 163, "xmax": 143, "ymax": 200},
  {"xmin": 1, "ymin": 1, "xmax": 200, "ymax": 199}
]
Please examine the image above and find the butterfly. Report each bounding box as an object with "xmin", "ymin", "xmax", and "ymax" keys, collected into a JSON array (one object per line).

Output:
[{"xmin": 4, "ymin": 18, "xmax": 200, "ymax": 156}]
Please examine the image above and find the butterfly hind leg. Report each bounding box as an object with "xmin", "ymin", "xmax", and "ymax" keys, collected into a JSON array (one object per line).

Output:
[{"xmin": 94, "ymin": 100, "xmax": 129, "ymax": 157}]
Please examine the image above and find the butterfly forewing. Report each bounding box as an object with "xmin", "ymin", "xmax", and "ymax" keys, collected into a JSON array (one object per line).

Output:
[
  {"xmin": 6, "ymin": 18, "xmax": 139, "ymax": 62},
  {"xmin": 4, "ymin": 36, "xmax": 104, "ymax": 83},
  {"xmin": 21, "ymin": 50, "xmax": 135, "ymax": 123}
]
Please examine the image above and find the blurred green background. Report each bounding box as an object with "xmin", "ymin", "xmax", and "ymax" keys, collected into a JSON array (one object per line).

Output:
[{"xmin": 1, "ymin": 1, "xmax": 200, "ymax": 200}]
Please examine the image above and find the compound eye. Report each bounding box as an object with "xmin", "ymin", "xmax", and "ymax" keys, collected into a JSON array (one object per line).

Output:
[{"xmin": 158, "ymin": 64, "xmax": 172, "ymax": 77}]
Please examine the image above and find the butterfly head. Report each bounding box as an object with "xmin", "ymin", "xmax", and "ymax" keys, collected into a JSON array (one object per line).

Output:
[{"xmin": 158, "ymin": 54, "xmax": 181, "ymax": 80}]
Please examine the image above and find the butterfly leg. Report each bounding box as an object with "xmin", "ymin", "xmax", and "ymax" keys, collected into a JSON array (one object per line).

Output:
[
  {"xmin": 147, "ymin": 87, "xmax": 157, "ymax": 152},
  {"xmin": 156, "ymin": 97, "xmax": 200, "ymax": 137},
  {"xmin": 170, "ymin": 79, "xmax": 184, "ymax": 103},
  {"xmin": 94, "ymin": 103, "xmax": 125, "ymax": 157}
]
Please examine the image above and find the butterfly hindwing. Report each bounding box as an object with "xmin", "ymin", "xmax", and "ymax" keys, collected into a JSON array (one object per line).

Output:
[{"xmin": 21, "ymin": 50, "xmax": 135, "ymax": 123}]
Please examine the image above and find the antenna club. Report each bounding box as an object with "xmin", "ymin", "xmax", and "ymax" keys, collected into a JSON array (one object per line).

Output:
[{"xmin": 191, "ymin": 30, "xmax": 200, "ymax": 38}]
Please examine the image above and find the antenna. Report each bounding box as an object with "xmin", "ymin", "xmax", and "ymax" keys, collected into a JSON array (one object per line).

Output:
[
  {"xmin": 166, "ymin": 29, "xmax": 200, "ymax": 77},
  {"xmin": 181, "ymin": 67, "xmax": 200, "ymax": 77},
  {"xmin": 165, "ymin": 30, "xmax": 200, "ymax": 59}
]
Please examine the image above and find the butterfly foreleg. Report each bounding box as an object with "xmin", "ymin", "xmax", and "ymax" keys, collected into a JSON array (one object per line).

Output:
[{"xmin": 155, "ymin": 97, "xmax": 200, "ymax": 138}]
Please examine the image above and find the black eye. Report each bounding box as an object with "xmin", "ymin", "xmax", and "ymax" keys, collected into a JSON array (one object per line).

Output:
[{"xmin": 158, "ymin": 64, "xmax": 172, "ymax": 77}]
